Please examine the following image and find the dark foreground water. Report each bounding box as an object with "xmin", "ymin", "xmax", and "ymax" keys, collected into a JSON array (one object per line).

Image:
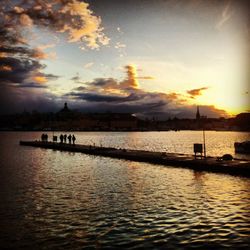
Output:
[{"xmin": 0, "ymin": 132, "xmax": 249, "ymax": 249}]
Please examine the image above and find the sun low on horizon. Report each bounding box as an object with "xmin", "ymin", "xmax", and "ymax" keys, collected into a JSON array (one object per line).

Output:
[{"xmin": 0, "ymin": 0, "xmax": 249, "ymax": 118}]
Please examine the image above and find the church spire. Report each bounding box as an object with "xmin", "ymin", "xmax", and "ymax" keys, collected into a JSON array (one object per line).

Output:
[{"xmin": 196, "ymin": 106, "xmax": 200, "ymax": 120}]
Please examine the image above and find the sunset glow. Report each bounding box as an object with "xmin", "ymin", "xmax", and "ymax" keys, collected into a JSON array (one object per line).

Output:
[
  {"xmin": 0, "ymin": 0, "xmax": 249, "ymax": 117},
  {"xmin": 1, "ymin": 2, "xmax": 250, "ymax": 248}
]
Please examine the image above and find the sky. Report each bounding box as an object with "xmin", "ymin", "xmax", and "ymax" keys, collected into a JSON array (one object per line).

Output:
[{"xmin": 0, "ymin": 0, "xmax": 249, "ymax": 119}]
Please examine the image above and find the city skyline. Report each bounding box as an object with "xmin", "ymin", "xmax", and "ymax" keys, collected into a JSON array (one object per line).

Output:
[{"xmin": 0, "ymin": 0, "xmax": 249, "ymax": 118}]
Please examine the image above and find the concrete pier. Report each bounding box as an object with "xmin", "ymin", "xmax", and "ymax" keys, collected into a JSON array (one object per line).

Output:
[{"xmin": 20, "ymin": 141, "xmax": 250, "ymax": 177}]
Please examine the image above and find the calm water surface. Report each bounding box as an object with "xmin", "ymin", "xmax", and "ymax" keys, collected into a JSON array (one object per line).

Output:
[{"xmin": 0, "ymin": 131, "xmax": 249, "ymax": 249}]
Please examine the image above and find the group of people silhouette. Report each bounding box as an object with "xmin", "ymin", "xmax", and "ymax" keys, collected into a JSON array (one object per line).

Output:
[
  {"xmin": 41, "ymin": 133, "xmax": 76, "ymax": 144},
  {"xmin": 59, "ymin": 134, "xmax": 76, "ymax": 144}
]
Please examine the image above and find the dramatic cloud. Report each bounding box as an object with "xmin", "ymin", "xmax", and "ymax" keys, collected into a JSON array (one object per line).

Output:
[
  {"xmin": 0, "ymin": 0, "xmax": 109, "ymax": 113},
  {"xmin": 0, "ymin": 65, "xmax": 12, "ymax": 72},
  {"xmin": 65, "ymin": 65, "xmax": 227, "ymax": 119},
  {"xmin": 0, "ymin": 56, "xmax": 40, "ymax": 84},
  {"xmin": 0, "ymin": 0, "xmax": 109, "ymax": 82},
  {"xmin": 0, "ymin": 58, "xmax": 228, "ymax": 118},
  {"xmin": 68, "ymin": 92, "xmax": 141, "ymax": 103},
  {"xmin": 0, "ymin": 55, "xmax": 59, "ymax": 87},
  {"xmin": 86, "ymin": 78, "xmax": 118, "ymax": 90},
  {"xmin": 0, "ymin": 46, "xmax": 47, "ymax": 60},
  {"xmin": 0, "ymin": 84, "xmax": 60, "ymax": 114},
  {"xmin": 187, "ymin": 87, "xmax": 209, "ymax": 98},
  {"xmin": 0, "ymin": 1, "xmax": 234, "ymax": 118},
  {"xmin": 121, "ymin": 65, "xmax": 139, "ymax": 89},
  {"xmin": 59, "ymin": 0, "xmax": 110, "ymax": 48},
  {"xmin": 3, "ymin": 0, "xmax": 109, "ymax": 49},
  {"xmin": 16, "ymin": 83, "xmax": 48, "ymax": 89}
]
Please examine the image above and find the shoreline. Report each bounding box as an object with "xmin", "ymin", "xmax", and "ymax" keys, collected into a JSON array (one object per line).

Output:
[{"xmin": 1, "ymin": 129, "xmax": 250, "ymax": 132}]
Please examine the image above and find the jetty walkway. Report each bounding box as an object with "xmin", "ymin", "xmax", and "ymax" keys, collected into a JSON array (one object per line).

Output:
[{"xmin": 20, "ymin": 141, "xmax": 250, "ymax": 177}]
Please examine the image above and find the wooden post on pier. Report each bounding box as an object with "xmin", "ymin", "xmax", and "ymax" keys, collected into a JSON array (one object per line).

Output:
[{"xmin": 203, "ymin": 129, "xmax": 206, "ymax": 158}]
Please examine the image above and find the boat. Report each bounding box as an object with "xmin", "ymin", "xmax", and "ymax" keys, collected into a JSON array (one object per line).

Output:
[{"xmin": 234, "ymin": 141, "xmax": 250, "ymax": 154}]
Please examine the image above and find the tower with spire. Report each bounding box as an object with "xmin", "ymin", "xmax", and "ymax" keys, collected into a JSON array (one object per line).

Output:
[
  {"xmin": 196, "ymin": 106, "xmax": 200, "ymax": 120},
  {"xmin": 61, "ymin": 102, "xmax": 70, "ymax": 113}
]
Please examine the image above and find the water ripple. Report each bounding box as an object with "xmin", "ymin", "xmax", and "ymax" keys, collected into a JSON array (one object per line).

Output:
[{"xmin": 0, "ymin": 131, "xmax": 250, "ymax": 249}]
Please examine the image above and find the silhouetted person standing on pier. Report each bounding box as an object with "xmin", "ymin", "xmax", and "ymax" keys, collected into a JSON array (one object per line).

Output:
[
  {"xmin": 72, "ymin": 135, "xmax": 76, "ymax": 145},
  {"xmin": 68, "ymin": 134, "xmax": 72, "ymax": 144},
  {"xmin": 63, "ymin": 134, "xmax": 67, "ymax": 143},
  {"xmin": 60, "ymin": 134, "xmax": 63, "ymax": 143}
]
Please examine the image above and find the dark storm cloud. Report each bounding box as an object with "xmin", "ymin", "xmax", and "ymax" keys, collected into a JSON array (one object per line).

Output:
[
  {"xmin": 0, "ymin": 57, "xmax": 43, "ymax": 83},
  {"xmin": 69, "ymin": 99, "xmax": 167, "ymax": 116},
  {"xmin": 0, "ymin": 25, "xmax": 25, "ymax": 45},
  {"xmin": 0, "ymin": 84, "xmax": 60, "ymax": 114},
  {"xmin": 0, "ymin": 26, "xmax": 59, "ymax": 88},
  {"xmin": 90, "ymin": 78, "xmax": 118, "ymax": 88},
  {"xmin": 0, "ymin": 55, "xmax": 59, "ymax": 85},
  {"xmin": 69, "ymin": 92, "xmax": 131, "ymax": 103},
  {"xmin": 16, "ymin": 83, "xmax": 48, "ymax": 89},
  {"xmin": 0, "ymin": 46, "xmax": 39, "ymax": 58},
  {"xmin": 67, "ymin": 92, "xmax": 143, "ymax": 103}
]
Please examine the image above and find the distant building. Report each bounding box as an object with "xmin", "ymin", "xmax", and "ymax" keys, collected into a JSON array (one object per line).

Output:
[
  {"xmin": 60, "ymin": 102, "xmax": 70, "ymax": 113},
  {"xmin": 57, "ymin": 102, "xmax": 76, "ymax": 121},
  {"xmin": 233, "ymin": 113, "xmax": 250, "ymax": 131}
]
